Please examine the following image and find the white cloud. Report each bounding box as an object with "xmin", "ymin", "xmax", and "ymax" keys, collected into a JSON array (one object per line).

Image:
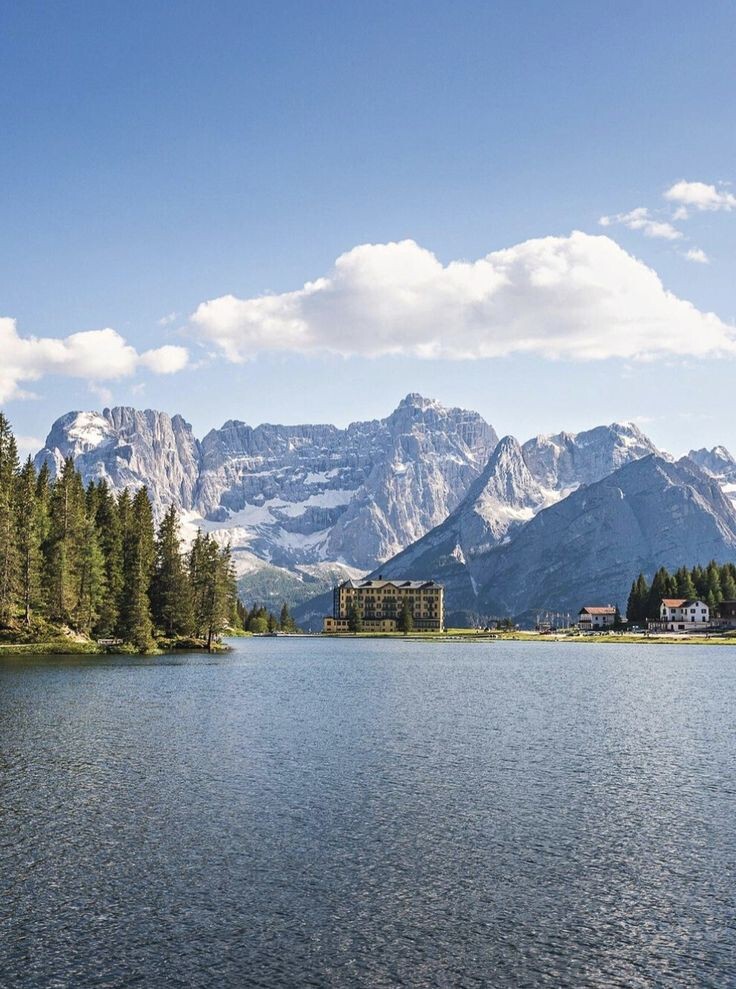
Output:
[
  {"xmin": 664, "ymin": 180, "xmax": 736, "ymax": 213},
  {"xmin": 89, "ymin": 382, "xmax": 113, "ymax": 405},
  {"xmin": 0, "ymin": 319, "xmax": 189, "ymax": 402},
  {"xmin": 684, "ymin": 247, "xmax": 710, "ymax": 264},
  {"xmin": 139, "ymin": 344, "xmax": 189, "ymax": 374},
  {"xmin": 599, "ymin": 207, "xmax": 682, "ymax": 240},
  {"xmin": 15, "ymin": 435, "xmax": 43, "ymax": 460},
  {"xmin": 190, "ymin": 233, "xmax": 736, "ymax": 363}
]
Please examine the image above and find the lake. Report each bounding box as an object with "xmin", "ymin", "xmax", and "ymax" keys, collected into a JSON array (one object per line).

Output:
[{"xmin": 1, "ymin": 638, "xmax": 735, "ymax": 987}]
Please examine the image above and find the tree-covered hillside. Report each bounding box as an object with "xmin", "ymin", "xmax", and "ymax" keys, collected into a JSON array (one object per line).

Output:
[{"xmin": 0, "ymin": 413, "xmax": 239, "ymax": 652}]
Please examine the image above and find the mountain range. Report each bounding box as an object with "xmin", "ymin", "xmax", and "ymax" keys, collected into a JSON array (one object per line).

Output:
[
  {"xmin": 34, "ymin": 395, "xmax": 497, "ymax": 606},
  {"xmin": 34, "ymin": 395, "xmax": 736, "ymax": 625}
]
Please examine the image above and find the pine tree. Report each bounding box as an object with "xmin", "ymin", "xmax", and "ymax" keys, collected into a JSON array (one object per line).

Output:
[
  {"xmin": 248, "ymin": 611, "xmax": 269, "ymax": 633},
  {"xmin": 115, "ymin": 488, "xmax": 133, "ymax": 630},
  {"xmin": 44, "ymin": 457, "xmax": 87, "ymax": 625},
  {"xmin": 15, "ymin": 457, "xmax": 43, "ymax": 625},
  {"xmin": 75, "ymin": 517, "xmax": 107, "ymax": 634},
  {"xmin": 244, "ymin": 603, "xmax": 271, "ymax": 633},
  {"xmin": 120, "ymin": 487, "xmax": 156, "ymax": 651},
  {"xmin": 720, "ymin": 567, "xmax": 736, "ymax": 601},
  {"xmin": 151, "ymin": 505, "xmax": 192, "ymax": 636},
  {"xmin": 626, "ymin": 578, "xmax": 637, "ymax": 624},
  {"xmin": 347, "ymin": 599, "xmax": 363, "ymax": 633},
  {"xmin": 190, "ymin": 534, "xmax": 238, "ymax": 648},
  {"xmin": 34, "ymin": 460, "xmax": 52, "ymax": 615},
  {"xmin": 398, "ymin": 597, "xmax": 414, "ymax": 634},
  {"xmin": 279, "ymin": 602, "xmax": 296, "ymax": 632},
  {"xmin": 626, "ymin": 573, "xmax": 649, "ymax": 625},
  {"xmin": 0, "ymin": 413, "xmax": 19, "ymax": 624},
  {"xmin": 647, "ymin": 567, "xmax": 676, "ymax": 620},
  {"xmin": 91, "ymin": 481, "xmax": 124, "ymax": 635},
  {"xmin": 705, "ymin": 560, "xmax": 723, "ymax": 609},
  {"xmin": 674, "ymin": 566, "xmax": 697, "ymax": 599},
  {"xmin": 36, "ymin": 460, "xmax": 51, "ymax": 503},
  {"xmin": 209, "ymin": 542, "xmax": 238, "ymax": 646},
  {"xmin": 189, "ymin": 529, "xmax": 209, "ymax": 637},
  {"xmin": 691, "ymin": 564, "xmax": 707, "ymax": 600}
]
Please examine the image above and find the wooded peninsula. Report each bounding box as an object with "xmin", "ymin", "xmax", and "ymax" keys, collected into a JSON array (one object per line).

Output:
[{"xmin": 0, "ymin": 412, "xmax": 240, "ymax": 653}]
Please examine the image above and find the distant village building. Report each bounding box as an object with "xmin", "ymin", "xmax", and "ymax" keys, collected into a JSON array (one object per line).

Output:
[
  {"xmin": 577, "ymin": 605, "xmax": 619, "ymax": 630},
  {"xmin": 323, "ymin": 578, "xmax": 444, "ymax": 633},
  {"xmin": 653, "ymin": 598, "xmax": 710, "ymax": 632},
  {"xmin": 715, "ymin": 600, "xmax": 736, "ymax": 628}
]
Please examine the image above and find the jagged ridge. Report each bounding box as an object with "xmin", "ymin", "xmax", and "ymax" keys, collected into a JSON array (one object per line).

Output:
[{"xmin": 35, "ymin": 395, "xmax": 499, "ymax": 598}]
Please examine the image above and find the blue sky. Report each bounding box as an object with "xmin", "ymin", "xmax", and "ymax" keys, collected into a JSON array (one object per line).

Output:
[{"xmin": 1, "ymin": 0, "xmax": 735, "ymax": 457}]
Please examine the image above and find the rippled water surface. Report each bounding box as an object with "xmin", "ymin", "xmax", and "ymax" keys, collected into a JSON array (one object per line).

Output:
[{"xmin": 2, "ymin": 638, "xmax": 736, "ymax": 987}]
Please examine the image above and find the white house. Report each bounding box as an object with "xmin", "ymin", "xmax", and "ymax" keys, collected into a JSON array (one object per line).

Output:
[
  {"xmin": 578, "ymin": 605, "xmax": 618, "ymax": 630},
  {"xmin": 656, "ymin": 598, "xmax": 710, "ymax": 632}
]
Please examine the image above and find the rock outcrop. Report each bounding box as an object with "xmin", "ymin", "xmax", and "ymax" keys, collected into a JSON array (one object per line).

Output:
[
  {"xmin": 35, "ymin": 408, "xmax": 201, "ymax": 518},
  {"xmin": 688, "ymin": 446, "xmax": 736, "ymax": 484},
  {"xmin": 522, "ymin": 422, "xmax": 659, "ymax": 492}
]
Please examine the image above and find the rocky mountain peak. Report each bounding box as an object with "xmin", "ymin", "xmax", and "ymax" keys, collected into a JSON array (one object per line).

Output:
[
  {"xmin": 386, "ymin": 393, "xmax": 496, "ymax": 445},
  {"xmin": 44, "ymin": 410, "xmax": 116, "ymax": 459},
  {"xmin": 467, "ymin": 436, "xmax": 544, "ymax": 511},
  {"xmin": 35, "ymin": 406, "xmax": 201, "ymax": 517},
  {"xmin": 688, "ymin": 445, "xmax": 736, "ymax": 482},
  {"xmin": 521, "ymin": 421, "xmax": 660, "ymax": 491},
  {"xmin": 396, "ymin": 392, "xmax": 439, "ymax": 411}
]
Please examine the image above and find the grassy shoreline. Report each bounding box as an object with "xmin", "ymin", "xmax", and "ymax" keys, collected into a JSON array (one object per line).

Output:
[
  {"xmin": 0, "ymin": 633, "xmax": 238, "ymax": 657},
  {"xmin": 0, "ymin": 640, "xmax": 106, "ymax": 656},
  {"xmin": 321, "ymin": 628, "xmax": 736, "ymax": 645},
  {"xmin": 4, "ymin": 629, "xmax": 736, "ymax": 655}
]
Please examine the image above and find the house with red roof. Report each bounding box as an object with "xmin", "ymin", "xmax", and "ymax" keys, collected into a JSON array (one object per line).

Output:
[
  {"xmin": 577, "ymin": 605, "xmax": 619, "ymax": 630},
  {"xmin": 655, "ymin": 598, "xmax": 710, "ymax": 632}
]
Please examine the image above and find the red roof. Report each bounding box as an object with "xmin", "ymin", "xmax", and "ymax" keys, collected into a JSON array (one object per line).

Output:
[
  {"xmin": 661, "ymin": 598, "xmax": 687, "ymax": 607},
  {"xmin": 579, "ymin": 606, "xmax": 616, "ymax": 615}
]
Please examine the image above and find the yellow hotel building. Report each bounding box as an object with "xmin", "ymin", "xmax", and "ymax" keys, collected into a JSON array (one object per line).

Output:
[{"xmin": 323, "ymin": 577, "xmax": 445, "ymax": 633}]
